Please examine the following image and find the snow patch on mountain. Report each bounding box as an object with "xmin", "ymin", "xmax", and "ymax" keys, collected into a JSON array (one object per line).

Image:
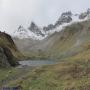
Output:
[
  {"xmin": 13, "ymin": 9, "xmax": 90, "ymax": 40},
  {"xmin": 45, "ymin": 14, "xmax": 88, "ymax": 35},
  {"xmin": 13, "ymin": 25, "xmax": 46, "ymax": 40}
]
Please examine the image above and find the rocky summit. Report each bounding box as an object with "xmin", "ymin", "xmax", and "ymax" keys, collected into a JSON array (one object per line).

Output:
[
  {"xmin": 28, "ymin": 22, "xmax": 45, "ymax": 36},
  {"xmin": 79, "ymin": 8, "xmax": 90, "ymax": 19},
  {"xmin": 55, "ymin": 11, "xmax": 72, "ymax": 27}
]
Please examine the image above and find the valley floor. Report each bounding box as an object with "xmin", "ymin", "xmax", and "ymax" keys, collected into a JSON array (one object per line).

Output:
[{"xmin": 0, "ymin": 56, "xmax": 90, "ymax": 90}]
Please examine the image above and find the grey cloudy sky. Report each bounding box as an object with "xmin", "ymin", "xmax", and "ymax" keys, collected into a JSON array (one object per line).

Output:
[{"xmin": 0, "ymin": 0, "xmax": 90, "ymax": 33}]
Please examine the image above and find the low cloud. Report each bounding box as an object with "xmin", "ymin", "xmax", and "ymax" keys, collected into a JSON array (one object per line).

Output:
[{"xmin": 0, "ymin": 0, "xmax": 90, "ymax": 33}]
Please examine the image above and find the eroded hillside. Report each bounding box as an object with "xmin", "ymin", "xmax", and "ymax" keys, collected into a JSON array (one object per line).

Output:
[{"xmin": 0, "ymin": 32, "xmax": 22, "ymax": 67}]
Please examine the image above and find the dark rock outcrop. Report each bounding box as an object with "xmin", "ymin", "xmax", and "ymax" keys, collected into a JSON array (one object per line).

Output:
[
  {"xmin": 43, "ymin": 11, "xmax": 72, "ymax": 32},
  {"xmin": 28, "ymin": 22, "xmax": 45, "ymax": 36},
  {"xmin": 55, "ymin": 11, "xmax": 72, "ymax": 27},
  {"xmin": 43, "ymin": 24, "xmax": 55, "ymax": 31},
  {"xmin": 0, "ymin": 32, "xmax": 20, "ymax": 67},
  {"xmin": 79, "ymin": 8, "xmax": 90, "ymax": 19},
  {"xmin": 28, "ymin": 22, "xmax": 39, "ymax": 31}
]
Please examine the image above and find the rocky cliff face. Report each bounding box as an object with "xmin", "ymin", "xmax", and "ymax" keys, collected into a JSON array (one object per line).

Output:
[
  {"xmin": 43, "ymin": 11, "xmax": 72, "ymax": 31},
  {"xmin": 55, "ymin": 11, "xmax": 72, "ymax": 27},
  {"xmin": 28, "ymin": 22, "xmax": 45, "ymax": 36},
  {"xmin": 0, "ymin": 32, "xmax": 21, "ymax": 67},
  {"xmin": 0, "ymin": 47, "xmax": 10, "ymax": 67}
]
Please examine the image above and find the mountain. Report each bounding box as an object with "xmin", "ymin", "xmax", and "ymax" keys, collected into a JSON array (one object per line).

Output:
[
  {"xmin": 43, "ymin": 11, "xmax": 72, "ymax": 31},
  {"xmin": 13, "ymin": 9, "xmax": 90, "ymax": 40},
  {"xmin": 14, "ymin": 19, "xmax": 90, "ymax": 59},
  {"xmin": 55, "ymin": 11, "xmax": 72, "ymax": 27},
  {"xmin": 28, "ymin": 22, "xmax": 45, "ymax": 37},
  {"xmin": 13, "ymin": 25, "xmax": 30, "ymax": 39},
  {"xmin": 0, "ymin": 32, "xmax": 22, "ymax": 67},
  {"xmin": 79, "ymin": 8, "xmax": 90, "ymax": 19},
  {"xmin": 13, "ymin": 24, "xmax": 45, "ymax": 40}
]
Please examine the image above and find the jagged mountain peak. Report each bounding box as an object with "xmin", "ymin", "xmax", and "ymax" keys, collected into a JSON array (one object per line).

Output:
[
  {"xmin": 13, "ymin": 24, "xmax": 45, "ymax": 40},
  {"xmin": 14, "ymin": 25, "xmax": 28, "ymax": 36},
  {"xmin": 61, "ymin": 11, "xmax": 72, "ymax": 17},
  {"xmin": 28, "ymin": 21, "xmax": 39, "ymax": 31},
  {"xmin": 12, "ymin": 9, "xmax": 90, "ymax": 40},
  {"xmin": 28, "ymin": 21, "xmax": 45, "ymax": 37},
  {"xmin": 55, "ymin": 11, "xmax": 72, "ymax": 27},
  {"xmin": 79, "ymin": 8, "xmax": 90, "ymax": 20}
]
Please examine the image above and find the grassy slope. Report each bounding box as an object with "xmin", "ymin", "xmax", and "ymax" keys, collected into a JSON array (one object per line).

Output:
[
  {"xmin": 5, "ymin": 54, "xmax": 90, "ymax": 90},
  {"xmin": 41, "ymin": 20, "xmax": 90, "ymax": 59},
  {"xmin": 44, "ymin": 21, "xmax": 90, "ymax": 58}
]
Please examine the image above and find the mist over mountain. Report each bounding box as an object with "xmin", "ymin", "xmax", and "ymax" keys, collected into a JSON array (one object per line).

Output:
[
  {"xmin": 13, "ymin": 9, "xmax": 90, "ymax": 60},
  {"xmin": 13, "ymin": 9, "xmax": 90, "ymax": 40}
]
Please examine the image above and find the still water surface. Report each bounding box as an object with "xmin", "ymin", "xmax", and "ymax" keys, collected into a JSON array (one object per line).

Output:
[{"xmin": 19, "ymin": 60, "xmax": 57, "ymax": 67}]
